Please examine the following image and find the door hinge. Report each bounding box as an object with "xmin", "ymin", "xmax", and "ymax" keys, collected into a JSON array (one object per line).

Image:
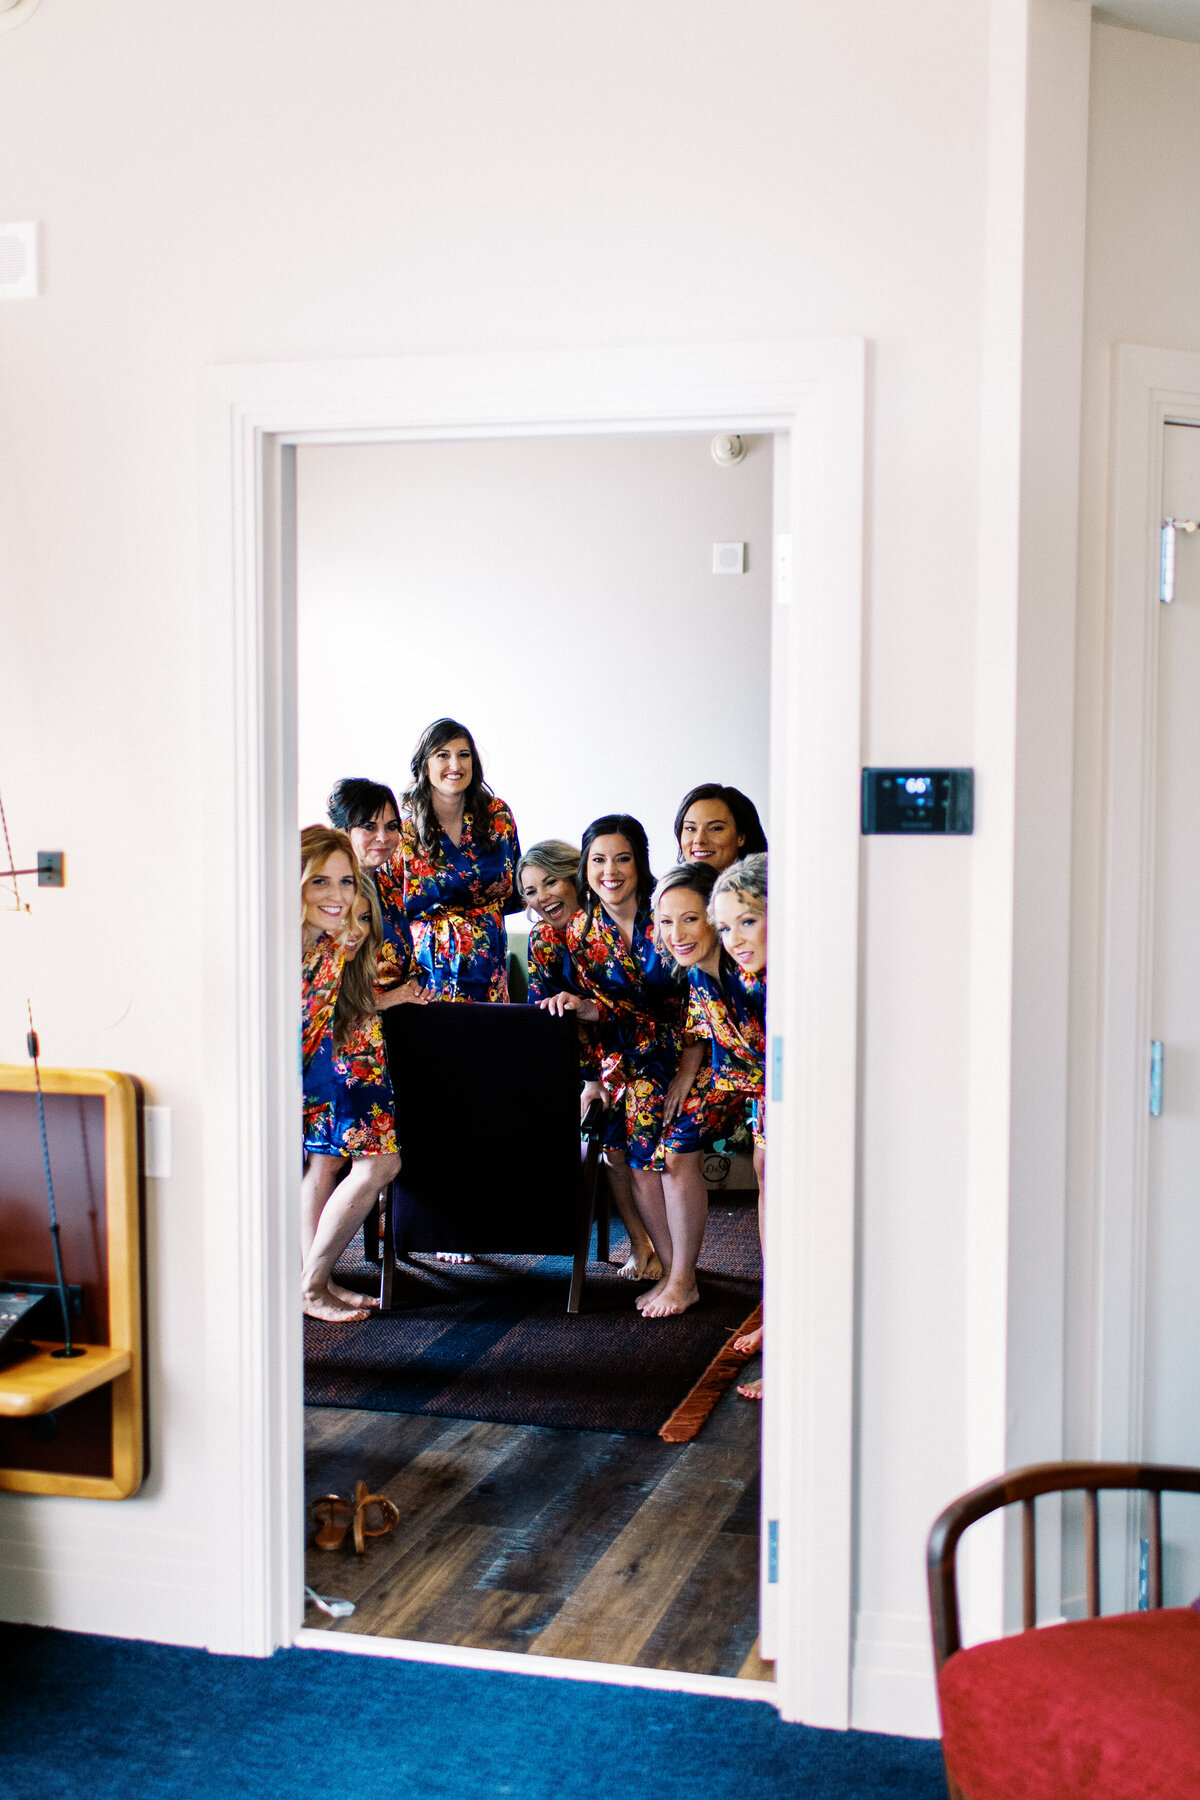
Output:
[
  {"xmin": 1160, "ymin": 518, "xmax": 1198, "ymax": 603},
  {"xmin": 1150, "ymin": 1040, "xmax": 1164, "ymax": 1117},
  {"xmin": 767, "ymin": 1519, "xmax": 780, "ymax": 1584}
]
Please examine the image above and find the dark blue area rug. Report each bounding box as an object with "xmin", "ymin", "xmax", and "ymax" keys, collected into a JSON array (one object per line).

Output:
[
  {"xmin": 0, "ymin": 1624, "xmax": 946, "ymax": 1800},
  {"xmin": 305, "ymin": 1201, "xmax": 762, "ymax": 1435}
]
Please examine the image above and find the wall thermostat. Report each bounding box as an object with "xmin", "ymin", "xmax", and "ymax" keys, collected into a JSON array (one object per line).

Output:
[{"xmin": 861, "ymin": 768, "xmax": 974, "ymax": 835}]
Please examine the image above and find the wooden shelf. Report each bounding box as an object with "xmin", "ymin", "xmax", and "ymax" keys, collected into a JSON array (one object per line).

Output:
[{"xmin": 0, "ymin": 1344, "xmax": 133, "ymax": 1418}]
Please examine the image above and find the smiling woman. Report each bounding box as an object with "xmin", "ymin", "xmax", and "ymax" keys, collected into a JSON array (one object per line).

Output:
[
  {"xmin": 327, "ymin": 777, "xmax": 424, "ymax": 1008},
  {"xmin": 395, "ymin": 717, "xmax": 520, "ymax": 1003},
  {"xmin": 674, "ymin": 784, "xmax": 768, "ymax": 874},
  {"xmin": 298, "ymin": 825, "xmax": 402, "ymax": 1325}
]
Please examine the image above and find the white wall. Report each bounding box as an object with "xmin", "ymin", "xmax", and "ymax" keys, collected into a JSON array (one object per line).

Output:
[
  {"xmin": 1068, "ymin": 25, "xmax": 1200, "ymax": 1475},
  {"xmin": 296, "ymin": 433, "xmax": 772, "ymax": 878},
  {"xmin": 0, "ymin": 0, "xmax": 1102, "ymax": 1736}
]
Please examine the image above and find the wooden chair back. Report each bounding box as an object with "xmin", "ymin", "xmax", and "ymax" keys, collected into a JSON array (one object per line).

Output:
[{"xmin": 928, "ymin": 1459, "xmax": 1200, "ymax": 1675}]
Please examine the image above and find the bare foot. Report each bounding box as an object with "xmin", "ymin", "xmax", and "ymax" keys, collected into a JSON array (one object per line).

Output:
[
  {"xmin": 737, "ymin": 1376, "xmax": 763, "ymax": 1401},
  {"xmin": 328, "ymin": 1281, "xmax": 379, "ymax": 1310},
  {"xmin": 732, "ymin": 1324, "xmax": 763, "ymax": 1356},
  {"xmin": 302, "ymin": 1289, "xmax": 369, "ymax": 1324},
  {"xmin": 635, "ymin": 1276, "xmax": 669, "ymax": 1312},
  {"xmin": 616, "ymin": 1248, "xmax": 663, "ymax": 1281},
  {"xmin": 435, "ymin": 1251, "xmax": 474, "ymax": 1264},
  {"xmin": 640, "ymin": 1281, "xmax": 699, "ymax": 1318}
]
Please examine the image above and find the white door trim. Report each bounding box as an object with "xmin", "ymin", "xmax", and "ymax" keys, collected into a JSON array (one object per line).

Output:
[
  {"xmin": 1097, "ymin": 345, "xmax": 1200, "ymax": 1471},
  {"xmin": 200, "ymin": 338, "xmax": 866, "ymax": 1726}
]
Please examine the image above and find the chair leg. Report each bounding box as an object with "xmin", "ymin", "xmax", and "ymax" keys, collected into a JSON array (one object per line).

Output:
[
  {"xmin": 363, "ymin": 1193, "xmax": 380, "ymax": 1263},
  {"xmin": 942, "ymin": 1753, "xmax": 964, "ymax": 1800},
  {"xmin": 569, "ymin": 1135, "xmax": 603, "ymax": 1313},
  {"xmin": 379, "ymin": 1181, "xmax": 396, "ymax": 1311},
  {"xmin": 595, "ymin": 1164, "xmax": 610, "ymax": 1265}
]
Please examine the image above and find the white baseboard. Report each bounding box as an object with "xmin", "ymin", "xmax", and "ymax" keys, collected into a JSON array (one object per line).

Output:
[{"xmin": 849, "ymin": 1610, "xmax": 941, "ymax": 1738}]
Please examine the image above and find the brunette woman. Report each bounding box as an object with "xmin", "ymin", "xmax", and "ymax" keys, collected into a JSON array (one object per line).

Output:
[
  {"xmin": 709, "ymin": 853, "xmax": 768, "ymax": 1396},
  {"xmin": 674, "ymin": 783, "xmax": 767, "ymax": 875},
  {"xmin": 327, "ymin": 776, "xmax": 424, "ymax": 1006},
  {"xmin": 517, "ymin": 839, "xmax": 660, "ymax": 1281},
  {"xmin": 538, "ymin": 815, "xmax": 695, "ymax": 1316},
  {"xmin": 397, "ymin": 718, "xmax": 519, "ymax": 1002},
  {"xmin": 300, "ymin": 826, "xmax": 401, "ymax": 1324}
]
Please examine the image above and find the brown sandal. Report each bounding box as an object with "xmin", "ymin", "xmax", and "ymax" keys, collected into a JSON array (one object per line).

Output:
[
  {"xmin": 352, "ymin": 1479, "xmax": 400, "ymax": 1555},
  {"xmin": 310, "ymin": 1493, "xmax": 355, "ymax": 1551}
]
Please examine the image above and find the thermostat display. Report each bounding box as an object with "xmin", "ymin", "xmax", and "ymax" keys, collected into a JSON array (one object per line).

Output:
[{"xmin": 861, "ymin": 768, "xmax": 974, "ymax": 835}]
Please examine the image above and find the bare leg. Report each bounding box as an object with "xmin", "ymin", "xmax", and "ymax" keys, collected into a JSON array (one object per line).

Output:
[
  {"xmin": 302, "ymin": 1152, "xmax": 402, "ymax": 1321},
  {"xmin": 736, "ymin": 1143, "xmax": 766, "ymax": 1394},
  {"xmin": 639, "ymin": 1151, "xmax": 706, "ymax": 1318},
  {"xmin": 303, "ymin": 1154, "xmax": 384, "ymax": 1308},
  {"xmin": 603, "ymin": 1150, "xmax": 660, "ymax": 1278},
  {"xmin": 630, "ymin": 1168, "xmax": 675, "ymax": 1310},
  {"xmin": 302, "ymin": 1154, "xmax": 345, "ymax": 1266}
]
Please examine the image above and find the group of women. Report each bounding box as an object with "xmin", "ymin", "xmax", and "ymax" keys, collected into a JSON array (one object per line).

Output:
[{"xmin": 299, "ymin": 716, "xmax": 769, "ymax": 1394}]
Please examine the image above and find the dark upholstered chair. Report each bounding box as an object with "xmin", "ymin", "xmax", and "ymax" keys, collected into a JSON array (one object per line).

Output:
[
  {"xmin": 371, "ymin": 1001, "xmax": 608, "ymax": 1313},
  {"xmin": 928, "ymin": 1461, "xmax": 1200, "ymax": 1800}
]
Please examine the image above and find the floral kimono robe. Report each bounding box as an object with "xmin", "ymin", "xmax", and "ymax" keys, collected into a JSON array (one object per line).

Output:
[
  {"xmin": 527, "ymin": 911, "xmax": 600, "ymax": 1079},
  {"xmin": 397, "ymin": 796, "xmax": 519, "ymax": 1003},
  {"xmin": 566, "ymin": 903, "xmax": 683, "ymax": 1169},
  {"xmin": 301, "ymin": 936, "xmax": 398, "ymax": 1158},
  {"xmin": 680, "ymin": 961, "xmax": 767, "ymax": 1150},
  {"xmin": 372, "ymin": 858, "xmax": 419, "ymax": 994}
]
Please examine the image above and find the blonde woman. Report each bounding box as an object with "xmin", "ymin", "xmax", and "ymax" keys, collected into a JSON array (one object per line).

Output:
[
  {"xmin": 709, "ymin": 854, "xmax": 767, "ymax": 1397},
  {"xmin": 300, "ymin": 826, "xmax": 401, "ymax": 1324}
]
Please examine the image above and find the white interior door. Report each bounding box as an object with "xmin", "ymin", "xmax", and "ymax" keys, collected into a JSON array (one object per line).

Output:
[{"xmin": 1146, "ymin": 420, "xmax": 1200, "ymax": 1598}]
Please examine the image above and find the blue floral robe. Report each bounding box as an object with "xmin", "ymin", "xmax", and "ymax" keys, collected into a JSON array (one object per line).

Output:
[
  {"xmin": 566, "ymin": 903, "xmax": 683, "ymax": 1169},
  {"xmin": 396, "ymin": 796, "xmax": 519, "ymax": 1002}
]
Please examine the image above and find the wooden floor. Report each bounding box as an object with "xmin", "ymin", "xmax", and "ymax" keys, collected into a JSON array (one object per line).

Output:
[{"xmin": 303, "ymin": 1366, "xmax": 771, "ymax": 1681}]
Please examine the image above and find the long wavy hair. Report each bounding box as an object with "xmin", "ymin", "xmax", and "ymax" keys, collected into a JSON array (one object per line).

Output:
[
  {"xmin": 576, "ymin": 814, "xmax": 656, "ymax": 943},
  {"xmin": 300, "ymin": 825, "xmax": 379, "ymax": 1052},
  {"xmin": 333, "ymin": 881, "xmax": 385, "ymax": 1053},
  {"xmin": 402, "ymin": 717, "xmax": 497, "ymax": 858},
  {"xmin": 672, "ymin": 783, "xmax": 768, "ymax": 859}
]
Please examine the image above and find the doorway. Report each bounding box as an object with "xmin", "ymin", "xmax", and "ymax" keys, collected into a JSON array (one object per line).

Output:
[
  {"xmin": 1097, "ymin": 348, "xmax": 1200, "ymax": 1609},
  {"xmin": 200, "ymin": 339, "xmax": 865, "ymax": 1725},
  {"xmin": 296, "ymin": 428, "xmax": 773, "ymax": 1678}
]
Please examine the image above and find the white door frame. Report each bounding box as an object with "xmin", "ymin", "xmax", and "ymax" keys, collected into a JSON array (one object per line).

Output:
[
  {"xmin": 200, "ymin": 339, "xmax": 865, "ymax": 1726},
  {"xmin": 1097, "ymin": 346, "xmax": 1200, "ymax": 1492}
]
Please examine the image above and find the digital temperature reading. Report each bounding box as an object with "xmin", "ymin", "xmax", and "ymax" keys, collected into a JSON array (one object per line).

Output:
[{"xmin": 861, "ymin": 768, "xmax": 974, "ymax": 835}]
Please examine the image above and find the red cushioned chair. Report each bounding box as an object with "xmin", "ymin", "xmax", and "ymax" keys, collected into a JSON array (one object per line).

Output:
[{"xmin": 928, "ymin": 1461, "xmax": 1200, "ymax": 1800}]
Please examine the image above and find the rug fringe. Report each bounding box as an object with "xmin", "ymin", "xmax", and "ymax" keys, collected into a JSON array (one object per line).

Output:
[{"xmin": 657, "ymin": 1304, "xmax": 763, "ymax": 1442}]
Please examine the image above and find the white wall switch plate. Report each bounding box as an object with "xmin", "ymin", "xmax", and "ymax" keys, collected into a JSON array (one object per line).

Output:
[
  {"xmin": 0, "ymin": 223, "xmax": 37, "ymax": 298},
  {"xmin": 713, "ymin": 541, "xmax": 747, "ymax": 574},
  {"xmin": 143, "ymin": 1105, "xmax": 173, "ymax": 1178}
]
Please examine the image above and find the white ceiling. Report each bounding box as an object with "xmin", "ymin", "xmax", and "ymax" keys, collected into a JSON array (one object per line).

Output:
[{"xmin": 1093, "ymin": 0, "xmax": 1200, "ymax": 44}]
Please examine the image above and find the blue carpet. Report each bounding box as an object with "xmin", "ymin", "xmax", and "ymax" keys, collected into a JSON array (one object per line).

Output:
[{"xmin": 0, "ymin": 1624, "xmax": 945, "ymax": 1800}]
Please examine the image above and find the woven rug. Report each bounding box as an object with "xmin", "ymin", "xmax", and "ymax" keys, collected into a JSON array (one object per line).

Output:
[{"xmin": 303, "ymin": 1196, "xmax": 761, "ymax": 1436}]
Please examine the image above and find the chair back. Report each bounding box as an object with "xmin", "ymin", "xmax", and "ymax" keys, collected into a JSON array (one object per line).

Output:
[
  {"xmin": 380, "ymin": 1001, "xmax": 583, "ymax": 1256},
  {"xmin": 928, "ymin": 1460, "xmax": 1200, "ymax": 1674}
]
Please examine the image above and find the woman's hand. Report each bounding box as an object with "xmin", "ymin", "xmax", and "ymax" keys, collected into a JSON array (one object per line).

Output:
[
  {"xmin": 580, "ymin": 1079, "xmax": 609, "ymax": 1122},
  {"xmin": 376, "ymin": 979, "xmax": 429, "ymax": 1009},
  {"xmin": 538, "ymin": 992, "xmax": 600, "ymax": 1023},
  {"xmin": 662, "ymin": 1044, "xmax": 704, "ymax": 1127}
]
